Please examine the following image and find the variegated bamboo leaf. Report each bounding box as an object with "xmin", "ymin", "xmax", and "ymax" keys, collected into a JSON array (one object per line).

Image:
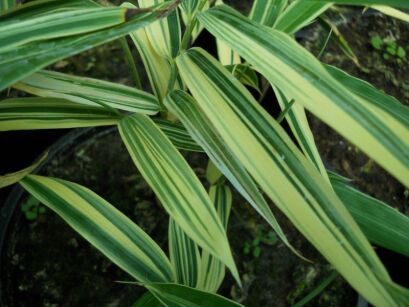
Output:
[
  {"xmin": 274, "ymin": 0, "xmax": 332, "ymax": 34},
  {"xmin": 154, "ymin": 119, "xmax": 203, "ymax": 152},
  {"xmin": 0, "ymin": 1, "xmax": 179, "ymax": 91},
  {"xmin": 146, "ymin": 283, "xmax": 244, "ymax": 306},
  {"xmin": 249, "ymin": 0, "xmax": 287, "ymax": 27},
  {"xmin": 0, "ymin": 7, "xmax": 129, "ymax": 51},
  {"xmin": 133, "ymin": 292, "xmax": 163, "ymax": 307},
  {"xmin": 15, "ymin": 70, "xmax": 160, "ymax": 114},
  {"xmin": 118, "ymin": 114, "xmax": 240, "ymax": 284},
  {"xmin": 169, "ymin": 218, "xmax": 201, "ymax": 288},
  {"xmin": 0, "ymin": 153, "xmax": 47, "ymax": 188},
  {"xmin": 0, "ymin": 97, "xmax": 119, "ymax": 131},
  {"xmin": 20, "ymin": 175, "xmax": 174, "ymax": 283},
  {"xmin": 331, "ymin": 174, "xmax": 409, "ymax": 258},
  {"xmin": 198, "ymin": 184, "xmax": 232, "ymax": 293},
  {"xmin": 138, "ymin": 0, "xmax": 181, "ymax": 59},
  {"xmin": 198, "ymin": 5, "xmax": 409, "ymax": 188},
  {"xmin": 311, "ymin": 0, "xmax": 409, "ymax": 9},
  {"xmin": 370, "ymin": 5, "xmax": 409, "ymax": 22},
  {"xmin": 175, "ymin": 47, "xmax": 407, "ymax": 306},
  {"xmin": 165, "ymin": 90, "xmax": 298, "ymax": 257}
]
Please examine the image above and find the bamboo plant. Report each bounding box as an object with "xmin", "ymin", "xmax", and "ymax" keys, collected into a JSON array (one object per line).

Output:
[{"xmin": 1, "ymin": 0, "xmax": 409, "ymax": 306}]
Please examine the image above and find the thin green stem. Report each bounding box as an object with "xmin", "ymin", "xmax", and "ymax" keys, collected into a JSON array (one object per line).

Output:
[
  {"xmin": 179, "ymin": 0, "xmax": 208, "ymax": 52},
  {"xmin": 120, "ymin": 37, "xmax": 142, "ymax": 90}
]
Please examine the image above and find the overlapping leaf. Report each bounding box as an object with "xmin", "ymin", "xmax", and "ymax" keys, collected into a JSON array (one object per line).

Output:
[
  {"xmin": 175, "ymin": 47, "xmax": 406, "ymax": 306},
  {"xmin": 198, "ymin": 5, "xmax": 409, "ymax": 188},
  {"xmin": 138, "ymin": 0, "xmax": 181, "ymax": 59},
  {"xmin": 165, "ymin": 90, "xmax": 296, "ymax": 256},
  {"xmin": 118, "ymin": 114, "xmax": 240, "ymax": 283},
  {"xmin": 15, "ymin": 70, "xmax": 160, "ymax": 114},
  {"xmin": 0, "ymin": 97, "xmax": 119, "ymax": 131},
  {"xmin": 146, "ymin": 283, "xmax": 243, "ymax": 307},
  {"xmin": 21, "ymin": 175, "xmax": 174, "ymax": 283},
  {"xmin": 249, "ymin": 0, "xmax": 287, "ymax": 27},
  {"xmin": 0, "ymin": 0, "xmax": 179, "ymax": 91}
]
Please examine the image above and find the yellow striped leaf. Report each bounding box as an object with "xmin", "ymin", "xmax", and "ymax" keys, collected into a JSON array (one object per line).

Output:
[
  {"xmin": 14, "ymin": 70, "xmax": 160, "ymax": 114},
  {"xmin": 118, "ymin": 114, "xmax": 240, "ymax": 284},
  {"xmin": 198, "ymin": 5, "xmax": 409, "ymax": 188},
  {"xmin": 175, "ymin": 47, "xmax": 407, "ymax": 306},
  {"xmin": 0, "ymin": 97, "xmax": 119, "ymax": 131},
  {"xmin": 20, "ymin": 175, "xmax": 174, "ymax": 283}
]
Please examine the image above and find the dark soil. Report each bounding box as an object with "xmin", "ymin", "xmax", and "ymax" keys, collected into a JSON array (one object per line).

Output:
[{"xmin": 1, "ymin": 128, "xmax": 355, "ymax": 307}]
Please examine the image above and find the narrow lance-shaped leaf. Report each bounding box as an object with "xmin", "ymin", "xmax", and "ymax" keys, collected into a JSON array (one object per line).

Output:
[
  {"xmin": 0, "ymin": 153, "xmax": 47, "ymax": 188},
  {"xmin": 168, "ymin": 218, "xmax": 201, "ymax": 288},
  {"xmin": 118, "ymin": 114, "xmax": 240, "ymax": 283},
  {"xmin": 331, "ymin": 174, "xmax": 409, "ymax": 258},
  {"xmin": 154, "ymin": 119, "xmax": 203, "ymax": 152},
  {"xmin": 0, "ymin": 98, "xmax": 119, "ymax": 132},
  {"xmin": 129, "ymin": 28, "xmax": 172, "ymax": 102},
  {"xmin": 249, "ymin": 0, "xmax": 287, "ymax": 27},
  {"xmin": 326, "ymin": 64, "xmax": 409, "ymax": 128},
  {"xmin": 274, "ymin": 0, "xmax": 332, "ymax": 34},
  {"xmin": 138, "ymin": 0, "xmax": 181, "ymax": 59},
  {"xmin": 14, "ymin": 70, "xmax": 160, "ymax": 114},
  {"xmin": 0, "ymin": 0, "xmax": 100, "ymax": 22},
  {"xmin": 146, "ymin": 283, "xmax": 244, "ymax": 307},
  {"xmin": 0, "ymin": 7, "xmax": 128, "ymax": 51},
  {"xmin": 180, "ymin": 0, "xmax": 209, "ymax": 42},
  {"xmin": 21, "ymin": 175, "xmax": 174, "ymax": 283},
  {"xmin": 310, "ymin": 0, "xmax": 409, "ymax": 10},
  {"xmin": 370, "ymin": 5, "xmax": 409, "ymax": 23},
  {"xmin": 215, "ymin": 0, "xmax": 240, "ymax": 66},
  {"xmin": 165, "ymin": 90, "xmax": 299, "ymax": 257},
  {"xmin": 176, "ymin": 47, "xmax": 407, "ymax": 306},
  {"xmin": 273, "ymin": 87, "xmax": 329, "ymax": 181},
  {"xmin": 198, "ymin": 5, "xmax": 409, "ymax": 188},
  {"xmin": 0, "ymin": 0, "xmax": 179, "ymax": 91},
  {"xmin": 198, "ymin": 184, "xmax": 232, "ymax": 293}
]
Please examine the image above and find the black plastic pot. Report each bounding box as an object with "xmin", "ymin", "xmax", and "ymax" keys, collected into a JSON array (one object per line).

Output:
[{"xmin": 0, "ymin": 127, "xmax": 120, "ymax": 306}]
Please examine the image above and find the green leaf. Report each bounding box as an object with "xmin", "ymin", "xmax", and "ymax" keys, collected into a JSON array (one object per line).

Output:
[
  {"xmin": 0, "ymin": 0, "xmax": 15, "ymax": 13},
  {"xmin": 310, "ymin": 0, "xmax": 409, "ymax": 9},
  {"xmin": 198, "ymin": 5, "xmax": 409, "ymax": 188},
  {"xmin": 332, "ymin": 175, "xmax": 409, "ymax": 258},
  {"xmin": 165, "ymin": 90, "xmax": 298, "ymax": 257},
  {"xmin": 133, "ymin": 292, "xmax": 163, "ymax": 307},
  {"xmin": 225, "ymin": 64, "xmax": 260, "ymax": 93},
  {"xmin": 0, "ymin": 153, "xmax": 47, "ymax": 188},
  {"xmin": 371, "ymin": 5, "xmax": 409, "ymax": 23},
  {"xmin": 0, "ymin": 0, "xmax": 100, "ymax": 22},
  {"xmin": 371, "ymin": 35, "xmax": 383, "ymax": 50},
  {"xmin": 273, "ymin": 87, "xmax": 329, "ymax": 181},
  {"xmin": 169, "ymin": 218, "xmax": 201, "ymax": 288},
  {"xmin": 198, "ymin": 184, "xmax": 232, "ymax": 292},
  {"xmin": 20, "ymin": 175, "xmax": 174, "ymax": 283},
  {"xmin": 154, "ymin": 119, "xmax": 203, "ymax": 152},
  {"xmin": 274, "ymin": 0, "xmax": 332, "ymax": 34},
  {"xmin": 14, "ymin": 70, "xmax": 160, "ymax": 114},
  {"xmin": 138, "ymin": 0, "xmax": 181, "ymax": 59},
  {"xmin": 325, "ymin": 64, "xmax": 409, "ymax": 128},
  {"xmin": 118, "ymin": 114, "xmax": 240, "ymax": 284},
  {"xmin": 175, "ymin": 47, "xmax": 406, "ymax": 306},
  {"xmin": 146, "ymin": 283, "xmax": 244, "ymax": 307},
  {"xmin": 0, "ymin": 97, "xmax": 119, "ymax": 131},
  {"xmin": 249, "ymin": 0, "xmax": 287, "ymax": 27},
  {"xmin": 0, "ymin": 1, "xmax": 179, "ymax": 91},
  {"xmin": 0, "ymin": 7, "xmax": 128, "ymax": 51}
]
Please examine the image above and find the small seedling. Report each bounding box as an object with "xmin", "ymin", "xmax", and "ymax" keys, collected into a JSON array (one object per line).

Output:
[
  {"xmin": 370, "ymin": 34, "xmax": 407, "ymax": 63},
  {"xmin": 244, "ymin": 227, "xmax": 278, "ymax": 258},
  {"xmin": 21, "ymin": 196, "xmax": 46, "ymax": 221}
]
